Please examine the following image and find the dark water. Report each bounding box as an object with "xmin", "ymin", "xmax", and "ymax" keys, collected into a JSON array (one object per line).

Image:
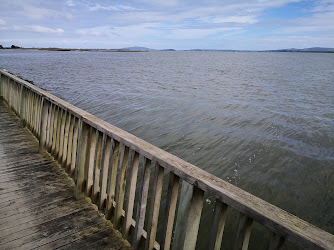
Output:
[{"xmin": 1, "ymin": 50, "xmax": 333, "ymax": 247}]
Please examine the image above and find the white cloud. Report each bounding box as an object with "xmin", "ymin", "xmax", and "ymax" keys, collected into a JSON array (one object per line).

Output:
[
  {"xmin": 1, "ymin": 25, "xmax": 64, "ymax": 34},
  {"xmin": 0, "ymin": 19, "xmax": 6, "ymax": 25},
  {"xmin": 88, "ymin": 4, "xmax": 140, "ymax": 11}
]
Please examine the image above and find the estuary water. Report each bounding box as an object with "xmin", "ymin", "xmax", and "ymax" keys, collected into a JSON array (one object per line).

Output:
[{"xmin": 1, "ymin": 50, "xmax": 333, "ymax": 248}]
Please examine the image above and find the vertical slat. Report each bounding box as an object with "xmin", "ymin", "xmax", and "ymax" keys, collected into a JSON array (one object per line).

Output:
[
  {"xmin": 58, "ymin": 110, "xmax": 67, "ymax": 162},
  {"xmin": 267, "ymin": 232, "xmax": 285, "ymax": 250},
  {"xmin": 70, "ymin": 116, "xmax": 79, "ymax": 177},
  {"xmin": 114, "ymin": 144, "xmax": 130, "ymax": 228},
  {"xmin": 105, "ymin": 140, "xmax": 120, "ymax": 219},
  {"xmin": 145, "ymin": 163, "xmax": 164, "ymax": 250},
  {"xmin": 45, "ymin": 102, "xmax": 52, "ymax": 151},
  {"xmin": 38, "ymin": 98, "xmax": 50, "ymax": 152},
  {"xmin": 122, "ymin": 150, "xmax": 139, "ymax": 239},
  {"xmin": 86, "ymin": 128, "xmax": 98, "ymax": 196},
  {"xmin": 55, "ymin": 108, "xmax": 63, "ymax": 158},
  {"xmin": 234, "ymin": 213, "xmax": 253, "ymax": 250},
  {"xmin": 99, "ymin": 136, "xmax": 112, "ymax": 210},
  {"xmin": 74, "ymin": 120, "xmax": 90, "ymax": 200},
  {"xmin": 92, "ymin": 132, "xmax": 103, "ymax": 204},
  {"xmin": 209, "ymin": 200, "xmax": 228, "ymax": 250},
  {"xmin": 19, "ymin": 85, "xmax": 26, "ymax": 127},
  {"xmin": 181, "ymin": 186, "xmax": 205, "ymax": 250},
  {"xmin": 66, "ymin": 114, "xmax": 75, "ymax": 172},
  {"xmin": 161, "ymin": 172, "xmax": 180, "ymax": 250},
  {"xmin": 133, "ymin": 158, "xmax": 152, "ymax": 250},
  {"xmin": 47, "ymin": 104, "xmax": 55, "ymax": 152},
  {"xmin": 51, "ymin": 106, "xmax": 59, "ymax": 156},
  {"xmin": 62, "ymin": 112, "xmax": 71, "ymax": 166}
]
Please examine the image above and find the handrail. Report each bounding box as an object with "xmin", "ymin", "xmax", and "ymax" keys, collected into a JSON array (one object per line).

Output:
[{"xmin": 1, "ymin": 68, "xmax": 333, "ymax": 250}]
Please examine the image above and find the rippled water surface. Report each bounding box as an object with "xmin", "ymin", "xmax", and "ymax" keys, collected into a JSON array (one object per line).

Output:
[{"xmin": 1, "ymin": 50, "xmax": 333, "ymax": 247}]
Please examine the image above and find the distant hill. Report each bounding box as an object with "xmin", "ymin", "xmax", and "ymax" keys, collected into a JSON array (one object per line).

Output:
[
  {"xmin": 268, "ymin": 47, "xmax": 334, "ymax": 52},
  {"xmin": 121, "ymin": 46, "xmax": 154, "ymax": 51}
]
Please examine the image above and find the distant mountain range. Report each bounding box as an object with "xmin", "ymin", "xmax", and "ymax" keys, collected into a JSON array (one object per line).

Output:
[
  {"xmin": 266, "ymin": 47, "xmax": 334, "ymax": 52},
  {"xmin": 121, "ymin": 47, "xmax": 334, "ymax": 52}
]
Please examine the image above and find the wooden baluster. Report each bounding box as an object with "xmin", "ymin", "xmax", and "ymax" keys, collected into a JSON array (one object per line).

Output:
[
  {"xmin": 38, "ymin": 97, "xmax": 50, "ymax": 152},
  {"xmin": 66, "ymin": 114, "xmax": 75, "ymax": 172},
  {"xmin": 145, "ymin": 163, "xmax": 164, "ymax": 250},
  {"xmin": 51, "ymin": 106, "xmax": 59, "ymax": 156},
  {"xmin": 122, "ymin": 150, "xmax": 139, "ymax": 239},
  {"xmin": 133, "ymin": 158, "xmax": 151, "ymax": 250},
  {"xmin": 70, "ymin": 116, "xmax": 79, "ymax": 178},
  {"xmin": 161, "ymin": 172, "xmax": 180, "ymax": 250},
  {"xmin": 105, "ymin": 140, "xmax": 120, "ymax": 219},
  {"xmin": 55, "ymin": 108, "xmax": 63, "ymax": 158},
  {"xmin": 99, "ymin": 136, "xmax": 112, "ymax": 210},
  {"xmin": 62, "ymin": 112, "xmax": 71, "ymax": 167},
  {"xmin": 92, "ymin": 131, "xmax": 103, "ymax": 204},
  {"xmin": 19, "ymin": 85, "xmax": 26, "ymax": 127},
  {"xmin": 234, "ymin": 213, "xmax": 253, "ymax": 250},
  {"xmin": 74, "ymin": 120, "xmax": 90, "ymax": 200},
  {"xmin": 86, "ymin": 128, "xmax": 98, "ymax": 197},
  {"xmin": 267, "ymin": 232, "xmax": 285, "ymax": 250},
  {"xmin": 181, "ymin": 186, "xmax": 205, "ymax": 250},
  {"xmin": 114, "ymin": 144, "xmax": 130, "ymax": 228},
  {"xmin": 58, "ymin": 110, "xmax": 67, "ymax": 162},
  {"xmin": 209, "ymin": 200, "xmax": 228, "ymax": 250}
]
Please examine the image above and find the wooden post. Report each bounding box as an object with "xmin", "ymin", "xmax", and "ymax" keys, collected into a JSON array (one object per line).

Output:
[
  {"xmin": 161, "ymin": 172, "xmax": 180, "ymax": 250},
  {"xmin": 86, "ymin": 128, "xmax": 98, "ymax": 197},
  {"xmin": 234, "ymin": 213, "xmax": 253, "ymax": 250},
  {"xmin": 39, "ymin": 97, "xmax": 50, "ymax": 153},
  {"xmin": 74, "ymin": 120, "xmax": 90, "ymax": 200},
  {"xmin": 58, "ymin": 110, "xmax": 67, "ymax": 163},
  {"xmin": 180, "ymin": 186, "xmax": 204, "ymax": 250},
  {"xmin": 105, "ymin": 139, "xmax": 120, "ymax": 219},
  {"xmin": 99, "ymin": 136, "xmax": 112, "ymax": 210},
  {"xmin": 70, "ymin": 116, "xmax": 80, "ymax": 178},
  {"xmin": 114, "ymin": 144, "xmax": 130, "ymax": 228},
  {"xmin": 62, "ymin": 112, "xmax": 71, "ymax": 167},
  {"xmin": 145, "ymin": 163, "xmax": 164, "ymax": 250},
  {"xmin": 209, "ymin": 200, "xmax": 228, "ymax": 250},
  {"xmin": 92, "ymin": 132, "xmax": 103, "ymax": 204},
  {"xmin": 267, "ymin": 232, "xmax": 285, "ymax": 250},
  {"xmin": 133, "ymin": 158, "xmax": 151, "ymax": 250},
  {"xmin": 173, "ymin": 181, "xmax": 194, "ymax": 250},
  {"xmin": 19, "ymin": 85, "xmax": 26, "ymax": 127},
  {"xmin": 122, "ymin": 150, "xmax": 139, "ymax": 239}
]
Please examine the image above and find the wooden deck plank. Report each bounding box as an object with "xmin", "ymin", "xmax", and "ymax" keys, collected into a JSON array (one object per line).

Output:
[{"xmin": 0, "ymin": 102, "xmax": 131, "ymax": 249}]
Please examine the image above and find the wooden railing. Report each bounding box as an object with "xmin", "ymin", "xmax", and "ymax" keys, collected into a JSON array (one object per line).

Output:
[{"xmin": 0, "ymin": 68, "xmax": 333, "ymax": 250}]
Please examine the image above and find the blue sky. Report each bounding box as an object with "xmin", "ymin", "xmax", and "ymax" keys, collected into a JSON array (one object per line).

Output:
[{"xmin": 0, "ymin": 0, "xmax": 333, "ymax": 50}]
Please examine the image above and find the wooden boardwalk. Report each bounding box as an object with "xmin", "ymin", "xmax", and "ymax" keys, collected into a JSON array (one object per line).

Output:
[{"xmin": 0, "ymin": 102, "xmax": 131, "ymax": 250}]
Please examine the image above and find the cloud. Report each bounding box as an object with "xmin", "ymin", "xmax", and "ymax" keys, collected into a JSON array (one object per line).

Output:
[
  {"xmin": 88, "ymin": 4, "xmax": 140, "ymax": 11},
  {"xmin": 1, "ymin": 25, "xmax": 64, "ymax": 34},
  {"xmin": 0, "ymin": 19, "xmax": 6, "ymax": 25}
]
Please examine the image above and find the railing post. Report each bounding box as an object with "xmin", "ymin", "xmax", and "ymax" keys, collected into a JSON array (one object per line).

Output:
[
  {"xmin": 209, "ymin": 200, "xmax": 228, "ymax": 250},
  {"xmin": 0, "ymin": 72, "xmax": 2, "ymax": 100},
  {"xmin": 234, "ymin": 213, "xmax": 253, "ymax": 250},
  {"xmin": 133, "ymin": 158, "xmax": 151, "ymax": 249},
  {"xmin": 19, "ymin": 85, "xmax": 26, "ymax": 127},
  {"xmin": 74, "ymin": 119, "xmax": 90, "ymax": 200},
  {"xmin": 39, "ymin": 97, "xmax": 50, "ymax": 152}
]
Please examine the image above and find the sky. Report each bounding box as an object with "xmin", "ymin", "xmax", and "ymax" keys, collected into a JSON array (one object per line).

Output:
[{"xmin": 0, "ymin": 0, "xmax": 333, "ymax": 50}]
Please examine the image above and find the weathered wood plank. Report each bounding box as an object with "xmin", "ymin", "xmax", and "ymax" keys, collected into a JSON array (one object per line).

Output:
[
  {"xmin": 122, "ymin": 150, "xmax": 140, "ymax": 239},
  {"xmin": 114, "ymin": 144, "xmax": 130, "ymax": 228},
  {"xmin": 86, "ymin": 127, "xmax": 98, "ymax": 196},
  {"xmin": 99, "ymin": 135, "xmax": 112, "ymax": 210},
  {"xmin": 209, "ymin": 200, "xmax": 228, "ymax": 250},
  {"xmin": 161, "ymin": 172, "xmax": 180, "ymax": 250},
  {"xmin": 234, "ymin": 213, "xmax": 253, "ymax": 250},
  {"xmin": 133, "ymin": 158, "xmax": 152, "ymax": 250},
  {"xmin": 92, "ymin": 131, "xmax": 103, "ymax": 204},
  {"xmin": 145, "ymin": 163, "xmax": 164, "ymax": 250}
]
